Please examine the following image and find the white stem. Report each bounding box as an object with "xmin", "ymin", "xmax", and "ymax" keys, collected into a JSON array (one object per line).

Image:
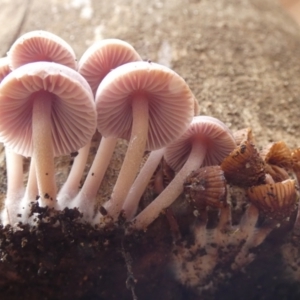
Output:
[
  {"xmin": 105, "ymin": 95, "xmax": 149, "ymax": 220},
  {"xmin": 122, "ymin": 148, "xmax": 165, "ymax": 220},
  {"xmin": 131, "ymin": 140, "xmax": 206, "ymax": 230},
  {"xmin": 20, "ymin": 158, "xmax": 38, "ymax": 223},
  {"xmin": 1, "ymin": 148, "xmax": 24, "ymax": 225},
  {"xmin": 24, "ymin": 158, "xmax": 38, "ymax": 201},
  {"xmin": 71, "ymin": 136, "xmax": 117, "ymax": 219},
  {"xmin": 32, "ymin": 93, "xmax": 56, "ymax": 207},
  {"xmin": 5, "ymin": 148, "xmax": 24, "ymax": 200},
  {"xmin": 58, "ymin": 141, "xmax": 91, "ymax": 207}
]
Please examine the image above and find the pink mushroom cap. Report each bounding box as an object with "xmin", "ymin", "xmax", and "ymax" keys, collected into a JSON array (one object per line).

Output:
[
  {"xmin": 95, "ymin": 61, "xmax": 196, "ymax": 150},
  {"xmin": 78, "ymin": 39, "xmax": 142, "ymax": 95},
  {"xmin": 0, "ymin": 61, "xmax": 96, "ymax": 157},
  {"xmin": 8, "ymin": 30, "xmax": 77, "ymax": 70},
  {"xmin": 165, "ymin": 115, "xmax": 237, "ymax": 171}
]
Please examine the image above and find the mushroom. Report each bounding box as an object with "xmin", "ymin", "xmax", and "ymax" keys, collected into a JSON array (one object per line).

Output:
[
  {"xmin": 184, "ymin": 165, "xmax": 227, "ymax": 211},
  {"xmin": 247, "ymin": 179, "xmax": 297, "ymax": 221},
  {"xmin": 0, "ymin": 62, "xmax": 96, "ymax": 208},
  {"xmin": 59, "ymin": 39, "xmax": 142, "ymax": 212},
  {"xmin": 232, "ymin": 179, "xmax": 297, "ymax": 269},
  {"xmin": 130, "ymin": 115, "xmax": 236, "ymax": 230},
  {"xmin": 260, "ymin": 141, "xmax": 293, "ymax": 182},
  {"xmin": 4, "ymin": 30, "xmax": 79, "ymax": 219},
  {"xmin": 220, "ymin": 137, "xmax": 266, "ymax": 187},
  {"xmin": 95, "ymin": 61, "xmax": 195, "ymax": 221}
]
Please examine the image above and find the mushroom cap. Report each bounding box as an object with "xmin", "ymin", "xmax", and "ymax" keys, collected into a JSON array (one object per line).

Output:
[
  {"xmin": 165, "ymin": 115, "xmax": 236, "ymax": 171},
  {"xmin": 8, "ymin": 30, "xmax": 77, "ymax": 70},
  {"xmin": 260, "ymin": 141, "xmax": 293, "ymax": 170},
  {"xmin": 95, "ymin": 61, "xmax": 196, "ymax": 150},
  {"xmin": 0, "ymin": 61, "xmax": 96, "ymax": 157},
  {"xmin": 184, "ymin": 165, "xmax": 227, "ymax": 209},
  {"xmin": 78, "ymin": 39, "xmax": 142, "ymax": 94},
  {"xmin": 221, "ymin": 138, "xmax": 266, "ymax": 187},
  {"xmin": 247, "ymin": 179, "xmax": 297, "ymax": 220}
]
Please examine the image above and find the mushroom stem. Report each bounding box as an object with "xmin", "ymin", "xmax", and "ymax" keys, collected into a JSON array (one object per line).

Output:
[
  {"xmin": 105, "ymin": 95, "xmax": 149, "ymax": 220},
  {"xmin": 20, "ymin": 158, "xmax": 38, "ymax": 222},
  {"xmin": 122, "ymin": 147, "xmax": 165, "ymax": 220},
  {"xmin": 238, "ymin": 204, "xmax": 259, "ymax": 238},
  {"xmin": 5, "ymin": 148, "xmax": 24, "ymax": 201},
  {"xmin": 32, "ymin": 92, "xmax": 56, "ymax": 207},
  {"xmin": 24, "ymin": 158, "xmax": 38, "ymax": 201},
  {"xmin": 71, "ymin": 136, "xmax": 117, "ymax": 219},
  {"xmin": 1, "ymin": 148, "xmax": 24, "ymax": 225},
  {"xmin": 232, "ymin": 208, "xmax": 277, "ymax": 270},
  {"xmin": 131, "ymin": 140, "xmax": 206, "ymax": 230},
  {"xmin": 58, "ymin": 141, "xmax": 91, "ymax": 207}
]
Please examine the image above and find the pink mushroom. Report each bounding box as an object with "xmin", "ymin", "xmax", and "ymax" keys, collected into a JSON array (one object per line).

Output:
[
  {"xmin": 0, "ymin": 62, "xmax": 96, "ymax": 209},
  {"xmin": 4, "ymin": 30, "xmax": 79, "ymax": 220},
  {"xmin": 96, "ymin": 61, "xmax": 196, "ymax": 221},
  {"xmin": 59, "ymin": 39, "xmax": 142, "ymax": 212},
  {"xmin": 130, "ymin": 115, "xmax": 236, "ymax": 230},
  {"xmin": 8, "ymin": 30, "xmax": 77, "ymax": 70}
]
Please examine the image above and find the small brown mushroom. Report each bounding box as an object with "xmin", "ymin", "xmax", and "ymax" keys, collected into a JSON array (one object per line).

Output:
[
  {"xmin": 259, "ymin": 141, "xmax": 293, "ymax": 183},
  {"xmin": 247, "ymin": 179, "xmax": 297, "ymax": 220},
  {"xmin": 184, "ymin": 165, "xmax": 227, "ymax": 210},
  {"xmin": 221, "ymin": 138, "xmax": 266, "ymax": 187},
  {"xmin": 260, "ymin": 141, "xmax": 293, "ymax": 169}
]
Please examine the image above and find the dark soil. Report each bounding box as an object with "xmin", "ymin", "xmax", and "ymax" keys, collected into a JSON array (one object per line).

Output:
[
  {"xmin": 0, "ymin": 203, "xmax": 300, "ymax": 300},
  {"xmin": 0, "ymin": 204, "xmax": 181, "ymax": 300}
]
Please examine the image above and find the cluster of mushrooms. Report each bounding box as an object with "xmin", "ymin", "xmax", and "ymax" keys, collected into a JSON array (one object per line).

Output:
[{"xmin": 0, "ymin": 30, "xmax": 300, "ymax": 294}]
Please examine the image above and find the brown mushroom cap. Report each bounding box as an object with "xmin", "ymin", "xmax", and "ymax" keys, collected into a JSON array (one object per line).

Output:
[
  {"xmin": 95, "ymin": 61, "xmax": 196, "ymax": 150},
  {"xmin": 78, "ymin": 39, "xmax": 142, "ymax": 95},
  {"xmin": 247, "ymin": 179, "xmax": 297, "ymax": 220},
  {"xmin": 8, "ymin": 30, "xmax": 77, "ymax": 70},
  {"xmin": 184, "ymin": 165, "xmax": 227, "ymax": 210},
  {"xmin": 0, "ymin": 61, "xmax": 96, "ymax": 157},
  {"xmin": 221, "ymin": 138, "xmax": 266, "ymax": 187},
  {"xmin": 260, "ymin": 141, "xmax": 293, "ymax": 170},
  {"xmin": 165, "ymin": 115, "xmax": 236, "ymax": 171}
]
